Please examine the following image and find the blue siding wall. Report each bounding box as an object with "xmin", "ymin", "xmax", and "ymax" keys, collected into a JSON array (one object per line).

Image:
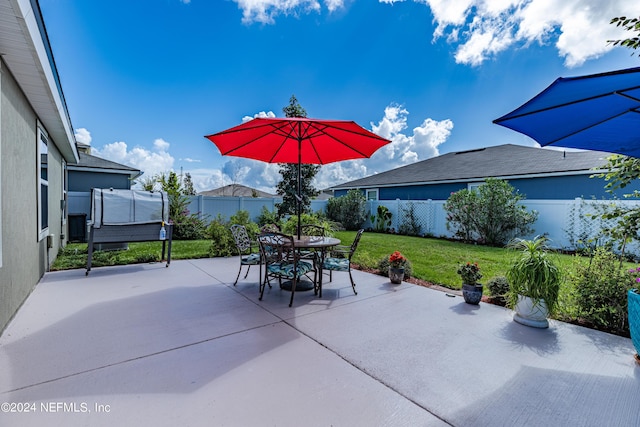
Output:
[
  {"xmin": 68, "ymin": 171, "xmax": 132, "ymax": 192},
  {"xmin": 335, "ymin": 174, "xmax": 640, "ymax": 200}
]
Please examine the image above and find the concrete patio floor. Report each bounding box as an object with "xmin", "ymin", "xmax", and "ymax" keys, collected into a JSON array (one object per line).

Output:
[{"xmin": 1, "ymin": 257, "xmax": 639, "ymax": 426}]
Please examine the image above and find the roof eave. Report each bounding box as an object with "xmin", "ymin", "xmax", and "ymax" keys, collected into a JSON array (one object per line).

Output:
[
  {"xmin": 331, "ymin": 169, "xmax": 610, "ymax": 191},
  {"xmin": 1, "ymin": 0, "xmax": 78, "ymax": 163}
]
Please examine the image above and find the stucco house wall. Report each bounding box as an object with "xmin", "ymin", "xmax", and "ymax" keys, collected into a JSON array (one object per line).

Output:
[
  {"xmin": 0, "ymin": 0, "xmax": 78, "ymax": 333},
  {"xmin": 0, "ymin": 59, "xmax": 48, "ymax": 331}
]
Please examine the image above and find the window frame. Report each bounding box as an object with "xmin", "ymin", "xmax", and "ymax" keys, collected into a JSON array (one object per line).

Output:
[
  {"xmin": 366, "ymin": 189, "xmax": 379, "ymax": 201},
  {"xmin": 467, "ymin": 182, "xmax": 484, "ymax": 192},
  {"xmin": 37, "ymin": 124, "xmax": 49, "ymax": 241}
]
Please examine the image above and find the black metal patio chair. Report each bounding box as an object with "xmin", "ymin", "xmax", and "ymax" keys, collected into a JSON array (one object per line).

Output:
[
  {"xmin": 230, "ymin": 224, "xmax": 262, "ymax": 286},
  {"xmin": 257, "ymin": 232, "xmax": 317, "ymax": 307},
  {"xmin": 320, "ymin": 229, "xmax": 364, "ymax": 296}
]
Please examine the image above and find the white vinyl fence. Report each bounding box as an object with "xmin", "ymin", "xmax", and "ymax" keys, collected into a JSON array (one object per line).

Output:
[{"xmin": 68, "ymin": 192, "xmax": 640, "ymax": 254}]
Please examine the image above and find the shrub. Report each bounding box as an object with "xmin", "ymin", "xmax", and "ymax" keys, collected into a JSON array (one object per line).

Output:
[
  {"xmin": 173, "ymin": 214, "xmax": 208, "ymax": 240},
  {"xmin": 445, "ymin": 178, "xmax": 538, "ymax": 246},
  {"xmin": 444, "ymin": 189, "xmax": 476, "ymax": 242},
  {"xmin": 280, "ymin": 213, "xmax": 335, "ymax": 236},
  {"xmin": 206, "ymin": 215, "xmax": 235, "ymax": 257},
  {"xmin": 229, "ymin": 210, "xmax": 260, "ymax": 239},
  {"xmin": 370, "ymin": 205, "xmax": 392, "ymax": 232},
  {"xmin": 571, "ymin": 247, "xmax": 635, "ymax": 335},
  {"xmin": 398, "ymin": 202, "xmax": 422, "ymax": 236},
  {"xmin": 487, "ymin": 276, "xmax": 509, "ymax": 306},
  {"xmin": 326, "ymin": 190, "xmax": 367, "ymax": 230},
  {"xmin": 256, "ymin": 206, "xmax": 280, "ymax": 228}
]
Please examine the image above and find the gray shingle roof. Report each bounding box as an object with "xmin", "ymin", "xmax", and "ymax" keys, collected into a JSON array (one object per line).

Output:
[
  {"xmin": 71, "ymin": 152, "xmax": 141, "ymax": 174},
  {"xmin": 199, "ymin": 184, "xmax": 276, "ymax": 198},
  {"xmin": 331, "ymin": 144, "xmax": 612, "ymax": 189}
]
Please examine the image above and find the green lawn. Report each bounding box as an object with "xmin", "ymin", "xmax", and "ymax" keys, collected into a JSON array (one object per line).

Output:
[
  {"xmin": 53, "ymin": 231, "xmax": 615, "ymax": 290},
  {"xmin": 51, "ymin": 240, "xmax": 212, "ymax": 271},
  {"xmin": 335, "ymin": 230, "xmax": 583, "ymax": 289}
]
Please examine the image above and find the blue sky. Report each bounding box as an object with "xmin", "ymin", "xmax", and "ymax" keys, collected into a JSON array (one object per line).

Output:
[{"xmin": 40, "ymin": 0, "xmax": 640, "ymax": 193}]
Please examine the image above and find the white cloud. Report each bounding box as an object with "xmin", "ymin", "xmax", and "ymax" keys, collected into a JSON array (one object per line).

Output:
[
  {"xmin": 183, "ymin": 105, "xmax": 453, "ymax": 193},
  {"xmin": 187, "ymin": 160, "xmax": 280, "ymax": 194},
  {"xmin": 242, "ymin": 110, "xmax": 276, "ymax": 122},
  {"xmin": 181, "ymin": 157, "xmax": 201, "ymax": 163},
  {"xmin": 233, "ymin": 0, "xmax": 344, "ymax": 24},
  {"xmin": 396, "ymin": 0, "xmax": 640, "ymax": 67},
  {"xmin": 74, "ymin": 128, "xmax": 92, "ymax": 145},
  {"xmin": 312, "ymin": 104, "xmax": 453, "ymax": 190},
  {"xmin": 92, "ymin": 139, "xmax": 175, "ymax": 181},
  {"xmin": 230, "ymin": 0, "xmax": 637, "ymax": 67}
]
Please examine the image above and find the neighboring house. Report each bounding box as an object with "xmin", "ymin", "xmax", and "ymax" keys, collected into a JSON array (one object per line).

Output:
[
  {"xmin": 1, "ymin": 0, "xmax": 79, "ymax": 331},
  {"xmin": 331, "ymin": 144, "xmax": 639, "ymax": 200},
  {"xmin": 68, "ymin": 143, "xmax": 141, "ymax": 192},
  {"xmin": 66, "ymin": 144, "xmax": 142, "ymax": 242},
  {"xmin": 314, "ymin": 190, "xmax": 333, "ymax": 200},
  {"xmin": 200, "ymin": 184, "xmax": 275, "ymax": 198}
]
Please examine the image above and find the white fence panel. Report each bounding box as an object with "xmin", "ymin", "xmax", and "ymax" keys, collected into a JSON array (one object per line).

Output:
[
  {"xmin": 519, "ymin": 200, "xmax": 574, "ymax": 248},
  {"xmin": 69, "ymin": 192, "xmax": 640, "ymax": 254}
]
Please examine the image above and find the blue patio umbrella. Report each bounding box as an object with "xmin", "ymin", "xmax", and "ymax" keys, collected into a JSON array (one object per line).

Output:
[{"xmin": 493, "ymin": 67, "xmax": 640, "ymax": 158}]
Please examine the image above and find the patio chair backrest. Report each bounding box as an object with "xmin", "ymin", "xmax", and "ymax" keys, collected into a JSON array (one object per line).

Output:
[
  {"xmin": 257, "ymin": 232, "xmax": 294, "ymax": 264},
  {"xmin": 230, "ymin": 224, "xmax": 252, "ymax": 254},
  {"xmin": 349, "ymin": 229, "xmax": 365, "ymax": 259}
]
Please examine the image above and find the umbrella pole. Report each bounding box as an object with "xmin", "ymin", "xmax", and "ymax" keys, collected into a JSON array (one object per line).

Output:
[{"xmin": 297, "ymin": 134, "xmax": 302, "ymax": 240}]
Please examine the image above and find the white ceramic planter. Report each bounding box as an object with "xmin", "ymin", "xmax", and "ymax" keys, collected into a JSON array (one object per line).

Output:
[{"xmin": 513, "ymin": 295, "xmax": 549, "ymax": 328}]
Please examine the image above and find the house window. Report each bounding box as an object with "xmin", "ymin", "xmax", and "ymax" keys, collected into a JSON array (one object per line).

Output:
[
  {"xmin": 366, "ymin": 189, "xmax": 378, "ymax": 201},
  {"xmin": 38, "ymin": 126, "xmax": 49, "ymax": 240},
  {"xmin": 61, "ymin": 160, "xmax": 67, "ymax": 225},
  {"xmin": 467, "ymin": 182, "xmax": 484, "ymax": 192}
]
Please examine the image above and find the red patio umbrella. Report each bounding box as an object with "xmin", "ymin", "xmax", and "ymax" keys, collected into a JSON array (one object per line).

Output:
[{"xmin": 205, "ymin": 117, "xmax": 391, "ymax": 238}]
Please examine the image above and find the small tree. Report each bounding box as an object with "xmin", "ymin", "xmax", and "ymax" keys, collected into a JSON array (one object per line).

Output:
[
  {"xmin": 326, "ymin": 190, "xmax": 367, "ymax": 230},
  {"xmin": 593, "ymin": 154, "xmax": 640, "ymax": 260},
  {"xmin": 182, "ymin": 172, "xmax": 196, "ymax": 196},
  {"xmin": 474, "ymin": 178, "xmax": 538, "ymax": 246},
  {"xmin": 444, "ymin": 189, "xmax": 478, "ymax": 242},
  {"xmin": 444, "ymin": 178, "xmax": 538, "ymax": 246},
  {"xmin": 398, "ymin": 202, "xmax": 422, "ymax": 236},
  {"xmin": 157, "ymin": 171, "xmax": 207, "ymax": 240},
  {"xmin": 275, "ymin": 95, "xmax": 320, "ymax": 217}
]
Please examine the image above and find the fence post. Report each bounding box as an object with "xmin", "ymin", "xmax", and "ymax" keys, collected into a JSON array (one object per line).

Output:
[{"xmin": 427, "ymin": 199, "xmax": 433, "ymax": 235}]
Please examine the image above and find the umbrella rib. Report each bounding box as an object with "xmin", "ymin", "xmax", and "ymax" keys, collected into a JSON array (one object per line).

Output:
[
  {"xmin": 305, "ymin": 121, "xmax": 384, "ymax": 162},
  {"xmin": 616, "ymin": 90, "xmax": 640, "ymax": 103},
  {"xmin": 267, "ymin": 122, "xmax": 299, "ymax": 163},
  {"xmin": 544, "ymin": 109, "xmax": 632, "ymax": 146},
  {"xmin": 495, "ymin": 85, "xmax": 640, "ymax": 123}
]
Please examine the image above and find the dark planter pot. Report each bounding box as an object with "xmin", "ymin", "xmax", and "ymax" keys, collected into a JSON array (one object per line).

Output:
[
  {"xmin": 462, "ymin": 284, "xmax": 483, "ymax": 305},
  {"xmin": 628, "ymin": 289, "xmax": 640, "ymax": 362},
  {"xmin": 389, "ymin": 268, "xmax": 404, "ymax": 284}
]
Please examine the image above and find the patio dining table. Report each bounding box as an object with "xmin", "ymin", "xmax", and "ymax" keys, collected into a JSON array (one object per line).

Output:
[{"xmin": 280, "ymin": 235, "xmax": 340, "ymax": 291}]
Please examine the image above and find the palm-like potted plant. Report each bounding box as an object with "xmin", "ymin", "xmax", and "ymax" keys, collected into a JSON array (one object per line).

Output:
[
  {"xmin": 506, "ymin": 236, "xmax": 561, "ymax": 328},
  {"xmin": 458, "ymin": 262, "xmax": 483, "ymax": 304}
]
